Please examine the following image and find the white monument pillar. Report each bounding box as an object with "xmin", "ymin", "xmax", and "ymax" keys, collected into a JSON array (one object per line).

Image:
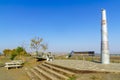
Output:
[{"xmin": 101, "ymin": 9, "xmax": 110, "ymax": 64}]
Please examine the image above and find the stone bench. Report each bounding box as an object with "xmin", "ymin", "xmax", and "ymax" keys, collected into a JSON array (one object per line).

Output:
[
  {"xmin": 5, "ymin": 64, "xmax": 22, "ymax": 70},
  {"xmin": 11, "ymin": 60, "xmax": 24, "ymax": 65},
  {"xmin": 5, "ymin": 60, "xmax": 24, "ymax": 70}
]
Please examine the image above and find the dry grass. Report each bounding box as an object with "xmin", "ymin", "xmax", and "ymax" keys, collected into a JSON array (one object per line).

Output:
[
  {"xmin": 0, "ymin": 55, "xmax": 44, "ymax": 80},
  {"xmin": 0, "ymin": 56, "xmax": 11, "ymax": 67},
  {"xmin": 55, "ymin": 55, "xmax": 120, "ymax": 63}
]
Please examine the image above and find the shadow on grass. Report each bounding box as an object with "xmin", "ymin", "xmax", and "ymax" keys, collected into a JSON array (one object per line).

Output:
[
  {"xmin": 36, "ymin": 58, "xmax": 46, "ymax": 61},
  {"xmin": 92, "ymin": 60, "xmax": 101, "ymax": 63}
]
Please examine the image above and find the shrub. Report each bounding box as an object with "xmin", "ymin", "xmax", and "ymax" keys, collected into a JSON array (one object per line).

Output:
[
  {"xmin": 10, "ymin": 52, "xmax": 17, "ymax": 60},
  {"xmin": 68, "ymin": 76, "xmax": 77, "ymax": 80}
]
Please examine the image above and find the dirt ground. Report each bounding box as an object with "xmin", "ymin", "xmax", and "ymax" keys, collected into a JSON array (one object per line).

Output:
[
  {"xmin": 0, "ymin": 56, "xmax": 45, "ymax": 80},
  {"xmin": 0, "ymin": 56, "xmax": 120, "ymax": 80},
  {"xmin": 0, "ymin": 67, "xmax": 29, "ymax": 80}
]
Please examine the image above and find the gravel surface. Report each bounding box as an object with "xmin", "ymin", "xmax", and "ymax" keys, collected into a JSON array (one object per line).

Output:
[{"xmin": 48, "ymin": 60, "xmax": 120, "ymax": 73}]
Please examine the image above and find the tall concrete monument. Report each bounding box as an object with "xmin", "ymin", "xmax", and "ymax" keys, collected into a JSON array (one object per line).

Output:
[{"xmin": 101, "ymin": 9, "xmax": 110, "ymax": 64}]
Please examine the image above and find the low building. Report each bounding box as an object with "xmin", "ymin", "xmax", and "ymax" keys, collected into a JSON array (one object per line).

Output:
[{"xmin": 73, "ymin": 51, "xmax": 95, "ymax": 56}]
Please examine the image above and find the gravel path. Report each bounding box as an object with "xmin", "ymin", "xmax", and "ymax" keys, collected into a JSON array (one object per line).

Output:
[{"xmin": 48, "ymin": 60, "xmax": 120, "ymax": 73}]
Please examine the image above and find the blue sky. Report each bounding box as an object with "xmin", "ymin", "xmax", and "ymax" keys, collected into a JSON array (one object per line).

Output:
[{"xmin": 0, "ymin": 0, "xmax": 120, "ymax": 53}]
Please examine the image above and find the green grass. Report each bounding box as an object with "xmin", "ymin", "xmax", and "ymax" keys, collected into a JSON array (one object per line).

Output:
[{"xmin": 68, "ymin": 76, "xmax": 77, "ymax": 80}]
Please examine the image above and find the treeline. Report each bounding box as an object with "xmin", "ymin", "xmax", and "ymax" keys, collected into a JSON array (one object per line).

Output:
[
  {"xmin": 3, "ymin": 46, "xmax": 27, "ymax": 60},
  {"xmin": 2, "ymin": 36, "xmax": 48, "ymax": 60}
]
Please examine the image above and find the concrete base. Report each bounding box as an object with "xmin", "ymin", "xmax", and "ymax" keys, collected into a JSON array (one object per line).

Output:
[{"xmin": 101, "ymin": 53, "xmax": 110, "ymax": 64}]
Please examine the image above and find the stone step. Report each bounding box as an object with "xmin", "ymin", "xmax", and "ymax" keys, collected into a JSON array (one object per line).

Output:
[
  {"xmin": 38, "ymin": 65, "xmax": 69, "ymax": 80},
  {"xmin": 45, "ymin": 62, "xmax": 103, "ymax": 74},
  {"xmin": 31, "ymin": 68, "xmax": 47, "ymax": 80},
  {"xmin": 26, "ymin": 70, "xmax": 35, "ymax": 80},
  {"xmin": 34, "ymin": 66, "xmax": 59, "ymax": 80},
  {"xmin": 43, "ymin": 62, "xmax": 75, "ymax": 77},
  {"xmin": 27, "ymin": 69, "xmax": 39, "ymax": 80}
]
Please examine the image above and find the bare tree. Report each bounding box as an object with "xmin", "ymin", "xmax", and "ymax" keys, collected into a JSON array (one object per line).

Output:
[
  {"xmin": 30, "ymin": 37, "xmax": 48, "ymax": 56},
  {"xmin": 30, "ymin": 37, "xmax": 43, "ymax": 55},
  {"xmin": 41, "ymin": 43, "xmax": 48, "ymax": 52}
]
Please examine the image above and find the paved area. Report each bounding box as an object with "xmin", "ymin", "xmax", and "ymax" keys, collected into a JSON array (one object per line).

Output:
[{"xmin": 49, "ymin": 60, "xmax": 120, "ymax": 73}]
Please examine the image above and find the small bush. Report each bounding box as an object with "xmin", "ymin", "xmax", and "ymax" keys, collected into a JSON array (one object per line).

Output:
[
  {"xmin": 10, "ymin": 52, "xmax": 17, "ymax": 60},
  {"xmin": 0, "ymin": 62, "xmax": 5, "ymax": 67},
  {"xmin": 68, "ymin": 76, "xmax": 77, "ymax": 80},
  {"xmin": 90, "ymin": 75, "xmax": 100, "ymax": 80}
]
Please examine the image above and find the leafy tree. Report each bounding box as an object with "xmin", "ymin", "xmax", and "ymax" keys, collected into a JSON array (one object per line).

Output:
[
  {"xmin": 3, "ymin": 49, "xmax": 12, "ymax": 56},
  {"xmin": 3, "ymin": 49, "xmax": 17, "ymax": 60},
  {"xmin": 15, "ymin": 46, "xmax": 27, "ymax": 59},
  {"xmin": 10, "ymin": 49, "xmax": 17, "ymax": 60},
  {"xmin": 16, "ymin": 46, "xmax": 27, "ymax": 55},
  {"xmin": 3, "ymin": 47, "xmax": 27, "ymax": 60}
]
